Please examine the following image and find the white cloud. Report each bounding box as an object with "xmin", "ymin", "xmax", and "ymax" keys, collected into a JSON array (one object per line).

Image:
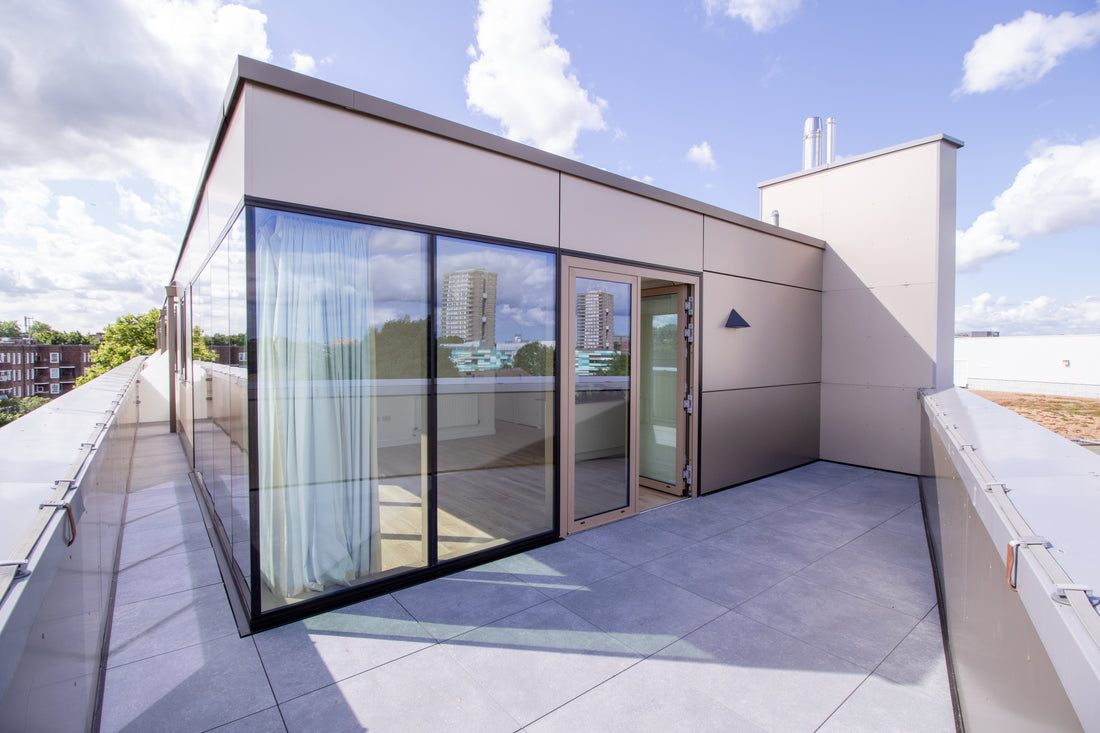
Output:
[
  {"xmin": 959, "ymin": 7, "xmax": 1100, "ymax": 94},
  {"xmin": 686, "ymin": 141, "xmax": 718, "ymax": 170},
  {"xmin": 704, "ymin": 0, "xmax": 802, "ymax": 32},
  {"xmin": 465, "ymin": 0, "xmax": 607, "ymax": 159},
  {"xmin": 290, "ymin": 50, "xmax": 317, "ymax": 75},
  {"xmin": 0, "ymin": 0, "xmax": 271, "ymax": 332},
  {"xmin": 956, "ymin": 137, "xmax": 1100, "ymax": 271},
  {"xmin": 956, "ymin": 293, "xmax": 1100, "ymax": 335}
]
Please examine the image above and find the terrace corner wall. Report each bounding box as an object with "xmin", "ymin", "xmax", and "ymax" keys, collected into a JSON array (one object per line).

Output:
[
  {"xmin": 760, "ymin": 136, "xmax": 960, "ymax": 474},
  {"xmin": 699, "ymin": 218, "xmax": 823, "ymax": 491}
]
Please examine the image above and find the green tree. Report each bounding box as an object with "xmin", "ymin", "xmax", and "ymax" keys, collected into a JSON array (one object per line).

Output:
[
  {"xmin": 0, "ymin": 320, "xmax": 20, "ymax": 338},
  {"xmin": 512, "ymin": 342, "xmax": 555, "ymax": 376},
  {"xmin": 27, "ymin": 321, "xmax": 93, "ymax": 345},
  {"xmin": 194, "ymin": 327, "xmax": 218, "ymax": 362},
  {"xmin": 596, "ymin": 351, "xmax": 630, "ymax": 377},
  {"xmin": 77, "ymin": 309, "xmax": 160, "ymax": 385},
  {"xmin": 0, "ymin": 396, "xmax": 50, "ymax": 427}
]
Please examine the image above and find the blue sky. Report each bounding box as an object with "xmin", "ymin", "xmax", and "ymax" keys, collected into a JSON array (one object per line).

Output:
[{"xmin": 1, "ymin": 0, "xmax": 1098, "ymax": 335}]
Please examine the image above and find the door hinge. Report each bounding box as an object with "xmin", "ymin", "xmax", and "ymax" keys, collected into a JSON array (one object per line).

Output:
[
  {"xmin": 684, "ymin": 323, "xmax": 694, "ymax": 343},
  {"xmin": 683, "ymin": 394, "xmax": 694, "ymax": 414},
  {"xmin": 684, "ymin": 296, "xmax": 694, "ymax": 317},
  {"xmin": 682, "ymin": 464, "xmax": 693, "ymax": 485}
]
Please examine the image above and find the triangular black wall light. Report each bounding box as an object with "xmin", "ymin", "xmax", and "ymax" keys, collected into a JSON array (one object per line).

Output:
[{"xmin": 725, "ymin": 308, "xmax": 750, "ymax": 328}]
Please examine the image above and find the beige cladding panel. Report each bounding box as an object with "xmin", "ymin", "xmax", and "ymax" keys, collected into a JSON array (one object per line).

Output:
[
  {"xmin": 821, "ymin": 283, "xmax": 937, "ymax": 389},
  {"xmin": 206, "ymin": 99, "xmax": 246, "ymax": 243},
  {"xmin": 560, "ymin": 175, "xmax": 703, "ymax": 270},
  {"xmin": 700, "ymin": 384, "xmax": 820, "ymax": 493},
  {"xmin": 819, "ymin": 383, "xmax": 921, "ymax": 474},
  {"xmin": 762, "ymin": 143, "xmax": 943, "ymax": 290},
  {"xmin": 244, "ymin": 85, "xmax": 559, "ymax": 247},
  {"xmin": 702, "ymin": 272, "xmax": 821, "ymax": 392},
  {"xmin": 703, "ymin": 217, "xmax": 823, "ymax": 290}
]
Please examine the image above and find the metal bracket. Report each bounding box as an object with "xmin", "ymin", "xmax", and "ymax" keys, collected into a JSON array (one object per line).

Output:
[
  {"xmin": 683, "ymin": 323, "xmax": 694, "ymax": 344},
  {"xmin": 682, "ymin": 464, "xmax": 693, "ymax": 486},
  {"xmin": 683, "ymin": 394, "xmax": 694, "ymax": 414},
  {"xmin": 0, "ymin": 560, "xmax": 30, "ymax": 580},
  {"xmin": 1052, "ymin": 584, "xmax": 1095, "ymax": 606},
  {"xmin": 1005, "ymin": 536, "xmax": 1048, "ymax": 590},
  {"xmin": 40, "ymin": 501, "xmax": 76, "ymax": 547},
  {"xmin": 985, "ymin": 482, "xmax": 1007, "ymax": 493},
  {"xmin": 684, "ymin": 296, "xmax": 694, "ymax": 317}
]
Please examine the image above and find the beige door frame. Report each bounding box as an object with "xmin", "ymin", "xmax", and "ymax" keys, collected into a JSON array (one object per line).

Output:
[{"xmin": 560, "ymin": 256, "xmax": 699, "ymax": 536}]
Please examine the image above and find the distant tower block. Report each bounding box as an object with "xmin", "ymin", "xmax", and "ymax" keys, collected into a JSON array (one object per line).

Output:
[
  {"xmin": 441, "ymin": 269, "xmax": 498, "ymax": 345},
  {"xmin": 576, "ymin": 290, "xmax": 614, "ymax": 350}
]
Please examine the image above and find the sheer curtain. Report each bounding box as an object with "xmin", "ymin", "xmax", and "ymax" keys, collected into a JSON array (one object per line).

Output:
[{"xmin": 256, "ymin": 210, "xmax": 378, "ymax": 602}]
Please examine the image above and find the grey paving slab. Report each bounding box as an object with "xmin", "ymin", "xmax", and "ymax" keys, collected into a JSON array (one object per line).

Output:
[
  {"xmin": 798, "ymin": 491, "xmax": 908, "ymax": 526},
  {"xmin": 122, "ymin": 497, "xmax": 205, "ymax": 532},
  {"xmin": 113, "ymin": 545, "xmax": 222, "ymax": 606},
  {"xmin": 278, "ymin": 643, "xmax": 518, "ymax": 733},
  {"xmin": 840, "ymin": 525, "xmax": 935, "ymax": 575},
  {"xmin": 751, "ymin": 503, "xmax": 878, "ymax": 548},
  {"xmin": 703, "ymin": 520, "xmax": 836, "ymax": 574},
  {"xmin": 828, "ymin": 471, "xmax": 921, "ymax": 511},
  {"xmin": 736, "ymin": 575, "xmax": 920, "ymax": 671},
  {"xmin": 107, "ymin": 583, "xmax": 239, "ymax": 668},
  {"xmin": 569, "ymin": 514, "xmax": 695, "ymax": 565},
  {"xmin": 738, "ymin": 472, "xmax": 840, "ymax": 506},
  {"xmin": 640, "ymin": 541, "xmax": 787, "ymax": 608},
  {"xmin": 443, "ymin": 598, "xmax": 641, "ymax": 726},
  {"xmin": 99, "ymin": 634, "xmax": 275, "ymax": 733},
  {"xmin": 818, "ymin": 672, "xmax": 957, "ymax": 732},
  {"xmin": 797, "ymin": 539, "xmax": 938, "ymax": 618},
  {"xmin": 695, "ymin": 484, "xmax": 788, "ymax": 521},
  {"xmin": 118, "ymin": 516, "xmax": 212, "ymax": 566},
  {"xmin": 482, "ymin": 538, "xmax": 630, "ymax": 598},
  {"xmin": 524, "ymin": 654, "xmax": 766, "ymax": 733},
  {"xmin": 634, "ymin": 495, "xmax": 747, "ymax": 540},
  {"xmin": 876, "ymin": 610, "xmax": 950, "ymax": 693},
  {"xmin": 652, "ymin": 611, "xmax": 867, "ymax": 731},
  {"xmin": 790, "ymin": 461, "xmax": 874, "ymax": 483},
  {"xmin": 208, "ymin": 707, "xmax": 287, "ymax": 733},
  {"xmin": 554, "ymin": 567, "xmax": 726, "ymax": 656},
  {"xmin": 391, "ymin": 566, "xmax": 549, "ymax": 641},
  {"xmin": 254, "ymin": 593, "xmax": 435, "ymax": 703},
  {"xmin": 880, "ymin": 502, "xmax": 930, "ymax": 540}
]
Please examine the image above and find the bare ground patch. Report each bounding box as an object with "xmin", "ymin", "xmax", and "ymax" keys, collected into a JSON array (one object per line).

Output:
[{"xmin": 972, "ymin": 390, "xmax": 1100, "ymax": 443}]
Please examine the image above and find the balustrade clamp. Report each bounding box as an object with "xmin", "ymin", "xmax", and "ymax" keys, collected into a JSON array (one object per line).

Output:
[
  {"xmin": 0, "ymin": 560, "xmax": 30, "ymax": 580},
  {"xmin": 1005, "ymin": 536, "xmax": 1048, "ymax": 590},
  {"xmin": 39, "ymin": 501, "xmax": 76, "ymax": 547},
  {"xmin": 1051, "ymin": 584, "xmax": 1095, "ymax": 606}
]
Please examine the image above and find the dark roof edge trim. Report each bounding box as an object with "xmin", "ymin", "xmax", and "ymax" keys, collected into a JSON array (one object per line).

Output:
[{"xmin": 757, "ymin": 134, "xmax": 965, "ymax": 189}]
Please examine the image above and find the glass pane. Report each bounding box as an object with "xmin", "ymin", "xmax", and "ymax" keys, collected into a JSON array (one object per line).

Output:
[
  {"xmin": 435, "ymin": 238, "xmax": 556, "ymax": 560},
  {"xmin": 640, "ymin": 293, "xmax": 679, "ymax": 486},
  {"xmin": 255, "ymin": 208, "xmax": 429, "ymax": 611},
  {"xmin": 225, "ymin": 215, "xmax": 250, "ymax": 592},
  {"xmin": 574, "ymin": 277, "xmax": 631, "ymax": 520}
]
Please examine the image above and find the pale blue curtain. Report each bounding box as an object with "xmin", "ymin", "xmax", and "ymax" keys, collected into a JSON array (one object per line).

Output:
[{"xmin": 256, "ymin": 210, "xmax": 378, "ymax": 602}]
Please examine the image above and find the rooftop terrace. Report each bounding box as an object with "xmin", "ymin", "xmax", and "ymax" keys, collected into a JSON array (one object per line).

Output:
[{"xmin": 100, "ymin": 424, "xmax": 952, "ymax": 732}]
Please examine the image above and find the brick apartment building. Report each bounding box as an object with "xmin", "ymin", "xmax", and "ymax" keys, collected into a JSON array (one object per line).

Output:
[{"xmin": 0, "ymin": 339, "xmax": 97, "ymax": 399}]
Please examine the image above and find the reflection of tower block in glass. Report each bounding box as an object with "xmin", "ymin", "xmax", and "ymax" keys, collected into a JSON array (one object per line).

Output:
[
  {"xmin": 441, "ymin": 269, "xmax": 498, "ymax": 346},
  {"xmin": 577, "ymin": 290, "xmax": 614, "ymax": 350}
]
